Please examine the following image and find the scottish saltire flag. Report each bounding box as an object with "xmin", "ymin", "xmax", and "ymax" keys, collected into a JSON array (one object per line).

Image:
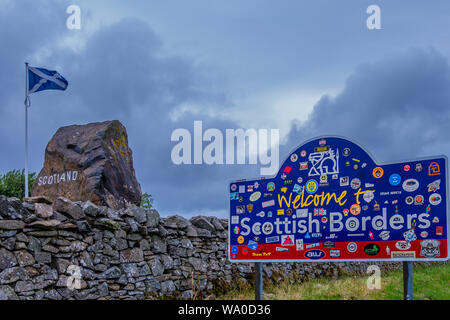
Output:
[{"xmin": 27, "ymin": 66, "xmax": 68, "ymax": 94}]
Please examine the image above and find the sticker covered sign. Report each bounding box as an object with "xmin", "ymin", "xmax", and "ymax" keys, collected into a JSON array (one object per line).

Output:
[{"xmin": 228, "ymin": 136, "xmax": 449, "ymax": 262}]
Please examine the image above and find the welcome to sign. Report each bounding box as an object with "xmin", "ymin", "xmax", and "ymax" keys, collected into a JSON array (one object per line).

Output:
[{"xmin": 228, "ymin": 136, "xmax": 449, "ymax": 262}]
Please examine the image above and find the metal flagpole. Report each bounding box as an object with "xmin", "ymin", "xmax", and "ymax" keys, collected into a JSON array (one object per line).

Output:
[{"xmin": 24, "ymin": 62, "xmax": 29, "ymax": 198}]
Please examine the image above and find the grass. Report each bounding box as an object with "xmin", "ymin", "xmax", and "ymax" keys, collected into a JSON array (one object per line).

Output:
[{"xmin": 214, "ymin": 263, "xmax": 449, "ymax": 300}]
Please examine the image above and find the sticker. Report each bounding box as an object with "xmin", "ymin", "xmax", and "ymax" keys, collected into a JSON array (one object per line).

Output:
[
  {"xmin": 283, "ymin": 166, "xmax": 292, "ymax": 174},
  {"xmin": 347, "ymin": 242, "xmax": 357, "ymax": 253},
  {"xmin": 230, "ymin": 192, "xmax": 239, "ymax": 200},
  {"xmin": 297, "ymin": 177, "xmax": 303, "ymax": 184},
  {"xmin": 231, "ymin": 246, "xmax": 238, "ymax": 254},
  {"xmin": 231, "ymin": 184, "xmax": 237, "ymax": 191},
  {"xmin": 427, "ymin": 179, "xmax": 441, "ymax": 192},
  {"xmin": 395, "ymin": 241, "xmax": 411, "ymax": 250},
  {"xmin": 428, "ymin": 162, "xmax": 441, "ymax": 176},
  {"xmin": 277, "ymin": 209, "xmax": 284, "ymax": 215},
  {"xmin": 296, "ymin": 209, "xmax": 308, "ymax": 218},
  {"xmin": 379, "ymin": 231, "xmax": 390, "ymax": 240},
  {"xmin": 420, "ymin": 231, "xmax": 428, "ymax": 238},
  {"xmin": 239, "ymin": 185, "xmax": 245, "ymax": 193},
  {"xmin": 304, "ymin": 249, "xmax": 325, "ymax": 260},
  {"xmin": 246, "ymin": 204, "xmax": 253, "ymax": 213},
  {"xmin": 415, "ymin": 163, "xmax": 423, "ymax": 172},
  {"xmin": 391, "ymin": 251, "xmax": 416, "ymax": 259},
  {"xmin": 236, "ymin": 205, "xmax": 245, "ymax": 214},
  {"xmin": 247, "ymin": 185, "xmax": 254, "ymax": 192},
  {"xmin": 350, "ymin": 178, "xmax": 361, "ymax": 189},
  {"xmin": 267, "ymin": 182, "xmax": 275, "ymax": 192},
  {"xmin": 403, "ymin": 229, "xmax": 417, "ymax": 243},
  {"xmin": 340, "ymin": 176, "xmax": 349, "ymax": 186},
  {"xmin": 262, "ymin": 200, "xmax": 275, "ymax": 208},
  {"xmin": 293, "ymin": 184, "xmax": 303, "ymax": 194},
  {"xmin": 247, "ymin": 240, "xmax": 258, "ymax": 251},
  {"xmin": 276, "ymin": 247, "xmax": 289, "ymax": 252},
  {"xmin": 436, "ymin": 226, "xmax": 443, "ymax": 236},
  {"xmin": 300, "ymin": 150, "xmax": 307, "ymax": 157},
  {"xmin": 250, "ymin": 191, "xmax": 261, "ymax": 202},
  {"xmin": 281, "ymin": 235, "xmax": 295, "ymax": 246},
  {"xmin": 262, "ymin": 222, "xmax": 273, "ymax": 235},
  {"xmin": 305, "ymin": 179, "xmax": 318, "ymax": 194},
  {"xmin": 414, "ymin": 195, "xmax": 424, "ymax": 205},
  {"xmin": 329, "ymin": 250, "xmax": 340, "ymax": 258},
  {"xmin": 405, "ymin": 196, "xmax": 414, "ymax": 205},
  {"xmin": 299, "ymin": 162, "xmax": 308, "ymax": 170},
  {"xmin": 350, "ymin": 204, "xmax": 361, "ymax": 216},
  {"xmin": 290, "ymin": 154, "xmax": 298, "ymax": 162},
  {"xmin": 342, "ymin": 148, "xmax": 351, "ymax": 156},
  {"xmin": 256, "ymin": 211, "xmax": 265, "ymax": 218},
  {"xmin": 237, "ymin": 236, "xmax": 244, "ymax": 244},
  {"xmin": 429, "ymin": 193, "xmax": 442, "ymax": 206},
  {"xmin": 389, "ymin": 174, "xmax": 401, "ymax": 186},
  {"xmin": 231, "ymin": 216, "xmax": 239, "ymax": 224},
  {"xmin": 296, "ymin": 239, "xmax": 304, "ymax": 251},
  {"xmin": 233, "ymin": 226, "xmax": 240, "ymax": 234},
  {"xmin": 363, "ymin": 191, "xmax": 374, "ymax": 203},
  {"xmin": 403, "ymin": 164, "xmax": 410, "ymax": 172},
  {"xmin": 364, "ymin": 244, "xmax": 380, "ymax": 256},
  {"xmin": 372, "ymin": 167, "xmax": 384, "ymax": 179},
  {"xmin": 402, "ymin": 179, "xmax": 419, "ymax": 192},
  {"xmin": 265, "ymin": 236, "xmax": 279, "ymax": 243},
  {"xmin": 420, "ymin": 239, "xmax": 440, "ymax": 258}
]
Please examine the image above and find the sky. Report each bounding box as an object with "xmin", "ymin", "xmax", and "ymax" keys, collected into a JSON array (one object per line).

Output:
[{"xmin": 1, "ymin": 0, "xmax": 450, "ymax": 217}]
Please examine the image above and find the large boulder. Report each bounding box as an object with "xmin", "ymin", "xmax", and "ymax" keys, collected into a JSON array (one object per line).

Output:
[{"xmin": 31, "ymin": 120, "xmax": 142, "ymax": 209}]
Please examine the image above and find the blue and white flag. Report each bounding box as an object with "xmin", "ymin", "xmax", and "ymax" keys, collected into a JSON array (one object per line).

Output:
[{"xmin": 27, "ymin": 66, "xmax": 68, "ymax": 94}]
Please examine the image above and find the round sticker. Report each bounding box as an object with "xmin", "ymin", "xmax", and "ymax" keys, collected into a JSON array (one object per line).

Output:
[
  {"xmin": 267, "ymin": 182, "xmax": 275, "ymax": 192},
  {"xmin": 290, "ymin": 154, "xmax": 298, "ymax": 162},
  {"xmin": 262, "ymin": 222, "xmax": 273, "ymax": 235},
  {"xmin": 350, "ymin": 204, "xmax": 361, "ymax": 216},
  {"xmin": 429, "ymin": 193, "xmax": 442, "ymax": 206},
  {"xmin": 233, "ymin": 226, "xmax": 240, "ymax": 234},
  {"xmin": 415, "ymin": 163, "xmax": 423, "ymax": 172},
  {"xmin": 405, "ymin": 196, "xmax": 414, "ymax": 205},
  {"xmin": 351, "ymin": 178, "xmax": 361, "ymax": 189},
  {"xmin": 343, "ymin": 148, "xmax": 351, "ymax": 156},
  {"xmin": 404, "ymin": 164, "xmax": 410, "ymax": 172},
  {"xmin": 297, "ymin": 177, "xmax": 303, "ymax": 184},
  {"xmin": 347, "ymin": 242, "xmax": 357, "ymax": 253},
  {"xmin": 389, "ymin": 174, "xmax": 401, "ymax": 186},
  {"xmin": 305, "ymin": 179, "xmax": 318, "ymax": 194},
  {"xmin": 231, "ymin": 184, "xmax": 237, "ymax": 191},
  {"xmin": 363, "ymin": 191, "xmax": 374, "ymax": 203},
  {"xmin": 231, "ymin": 246, "xmax": 238, "ymax": 254},
  {"xmin": 250, "ymin": 191, "xmax": 261, "ymax": 202},
  {"xmin": 402, "ymin": 179, "xmax": 419, "ymax": 192},
  {"xmin": 300, "ymin": 150, "xmax": 307, "ymax": 157},
  {"xmin": 372, "ymin": 167, "xmax": 384, "ymax": 179},
  {"xmin": 237, "ymin": 236, "xmax": 244, "ymax": 244},
  {"xmin": 414, "ymin": 195, "xmax": 424, "ymax": 205}
]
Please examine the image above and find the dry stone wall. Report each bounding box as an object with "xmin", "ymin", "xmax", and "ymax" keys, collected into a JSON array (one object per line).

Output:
[{"xmin": 0, "ymin": 195, "xmax": 427, "ymax": 300}]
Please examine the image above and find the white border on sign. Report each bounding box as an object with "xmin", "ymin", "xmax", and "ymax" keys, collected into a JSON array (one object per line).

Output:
[{"xmin": 227, "ymin": 134, "xmax": 450, "ymax": 263}]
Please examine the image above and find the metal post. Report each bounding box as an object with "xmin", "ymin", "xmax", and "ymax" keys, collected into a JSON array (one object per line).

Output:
[
  {"xmin": 255, "ymin": 262, "xmax": 263, "ymax": 300},
  {"xmin": 403, "ymin": 261, "xmax": 413, "ymax": 300},
  {"xmin": 24, "ymin": 62, "xmax": 29, "ymax": 198}
]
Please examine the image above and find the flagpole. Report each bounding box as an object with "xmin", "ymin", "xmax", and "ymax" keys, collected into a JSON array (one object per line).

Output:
[{"xmin": 24, "ymin": 62, "xmax": 29, "ymax": 198}]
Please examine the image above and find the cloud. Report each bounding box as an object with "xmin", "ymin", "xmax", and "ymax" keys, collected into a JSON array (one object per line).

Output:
[{"xmin": 283, "ymin": 47, "xmax": 450, "ymax": 164}]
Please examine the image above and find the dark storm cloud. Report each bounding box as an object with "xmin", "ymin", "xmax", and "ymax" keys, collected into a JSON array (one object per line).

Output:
[
  {"xmin": 0, "ymin": 2, "xmax": 260, "ymax": 217},
  {"xmin": 283, "ymin": 48, "xmax": 450, "ymax": 164}
]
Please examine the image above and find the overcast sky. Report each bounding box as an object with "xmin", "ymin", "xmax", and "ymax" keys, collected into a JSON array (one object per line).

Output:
[{"xmin": 1, "ymin": 0, "xmax": 450, "ymax": 217}]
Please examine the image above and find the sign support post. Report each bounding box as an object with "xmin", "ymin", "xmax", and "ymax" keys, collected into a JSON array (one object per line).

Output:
[
  {"xmin": 403, "ymin": 261, "xmax": 413, "ymax": 300},
  {"xmin": 255, "ymin": 262, "xmax": 263, "ymax": 300}
]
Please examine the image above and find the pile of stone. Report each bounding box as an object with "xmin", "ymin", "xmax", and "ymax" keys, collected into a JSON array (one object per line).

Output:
[{"xmin": 0, "ymin": 194, "xmax": 416, "ymax": 300}]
